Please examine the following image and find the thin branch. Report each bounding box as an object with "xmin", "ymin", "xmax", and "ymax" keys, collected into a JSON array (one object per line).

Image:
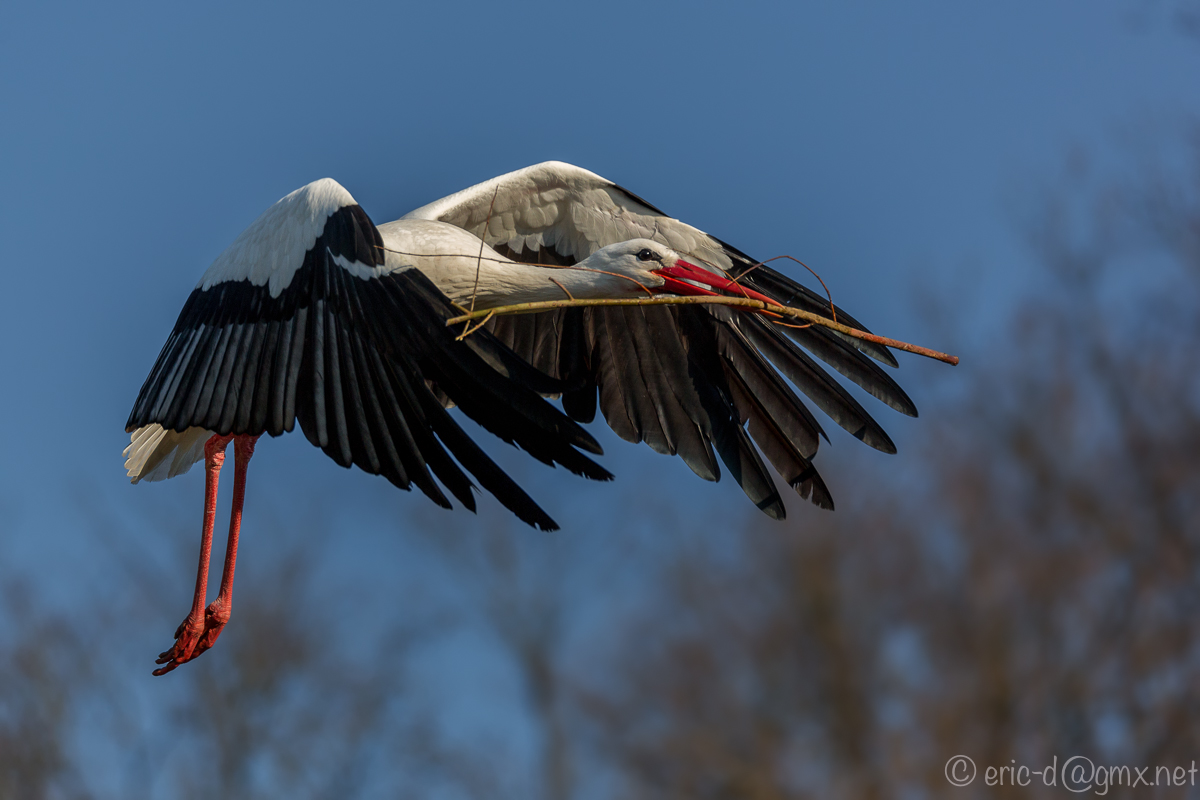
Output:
[
  {"xmin": 446, "ymin": 296, "xmax": 959, "ymax": 365},
  {"xmin": 454, "ymin": 309, "xmax": 496, "ymax": 341},
  {"xmin": 695, "ymin": 254, "xmax": 836, "ymax": 322},
  {"xmin": 548, "ymin": 278, "xmax": 575, "ymax": 300},
  {"xmin": 565, "ymin": 266, "xmax": 656, "ymax": 296},
  {"xmin": 463, "ymin": 187, "xmax": 500, "ymax": 337},
  {"xmin": 763, "ymin": 255, "xmax": 838, "ymax": 324}
]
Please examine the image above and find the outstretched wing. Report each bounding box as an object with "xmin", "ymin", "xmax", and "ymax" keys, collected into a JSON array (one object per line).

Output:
[
  {"xmin": 126, "ymin": 178, "xmax": 611, "ymax": 531},
  {"xmin": 403, "ymin": 162, "xmax": 917, "ymax": 517}
]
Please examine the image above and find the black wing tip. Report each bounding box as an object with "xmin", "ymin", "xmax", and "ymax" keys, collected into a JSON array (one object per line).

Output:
[
  {"xmin": 433, "ymin": 493, "xmax": 556, "ymax": 530},
  {"xmin": 509, "ymin": 500, "xmax": 560, "ymax": 531},
  {"xmin": 758, "ymin": 495, "xmax": 787, "ymax": 520},
  {"xmin": 867, "ymin": 339, "xmax": 900, "ymax": 369},
  {"xmin": 852, "ymin": 424, "xmax": 898, "ymax": 455},
  {"xmin": 453, "ymin": 484, "xmax": 478, "ymax": 513},
  {"xmin": 589, "ymin": 466, "xmax": 615, "ymax": 482},
  {"xmin": 880, "ymin": 375, "xmax": 919, "ymax": 418},
  {"xmin": 564, "ymin": 455, "xmax": 614, "ymax": 482},
  {"xmin": 791, "ymin": 470, "xmax": 835, "ymax": 511},
  {"xmin": 562, "ymin": 385, "xmax": 598, "ymax": 424},
  {"xmin": 546, "ymin": 450, "xmax": 613, "ymax": 482},
  {"xmin": 890, "ymin": 397, "xmax": 919, "ymax": 419},
  {"xmin": 681, "ymin": 457, "xmax": 720, "ymax": 483},
  {"xmin": 425, "ymin": 491, "xmax": 453, "ymax": 510},
  {"xmin": 571, "ymin": 426, "xmax": 605, "ymax": 456}
]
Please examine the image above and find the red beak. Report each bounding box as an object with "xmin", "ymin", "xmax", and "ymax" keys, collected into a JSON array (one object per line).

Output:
[{"xmin": 652, "ymin": 259, "xmax": 780, "ymax": 307}]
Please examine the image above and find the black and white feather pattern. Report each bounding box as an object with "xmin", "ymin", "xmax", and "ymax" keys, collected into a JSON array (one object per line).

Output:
[
  {"xmin": 403, "ymin": 162, "xmax": 918, "ymax": 517},
  {"xmin": 126, "ymin": 179, "xmax": 611, "ymax": 531}
]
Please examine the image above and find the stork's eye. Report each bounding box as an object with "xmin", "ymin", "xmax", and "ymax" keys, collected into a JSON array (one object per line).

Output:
[{"xmin": 636, "ymin": 248, "xmax": 659, "ymax": 262}]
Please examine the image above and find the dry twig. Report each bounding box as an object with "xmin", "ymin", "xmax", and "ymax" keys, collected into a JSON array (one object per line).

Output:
[{"xmin": 446, "ymin": 296, "xmax": 959, "ymax": 366}]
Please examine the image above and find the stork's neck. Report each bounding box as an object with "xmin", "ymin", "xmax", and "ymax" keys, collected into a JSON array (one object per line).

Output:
[{"xmin": 377, "ymin": 220, "xmax": 654, "ymax": 308}]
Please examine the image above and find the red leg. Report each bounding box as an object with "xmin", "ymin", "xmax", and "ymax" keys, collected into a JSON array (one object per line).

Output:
[
  {"xmin": 194, "ymin": 434, "xmax": 258, "ymax": 654},
  {"xmin": 153, "ymin": 433, "xmax": 233, "ymax": 675}
]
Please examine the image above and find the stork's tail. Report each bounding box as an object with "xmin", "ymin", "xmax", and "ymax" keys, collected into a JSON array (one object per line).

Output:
[{"xmin": 123, "ymin": 424, "xmax": 213, "ymax": 483}]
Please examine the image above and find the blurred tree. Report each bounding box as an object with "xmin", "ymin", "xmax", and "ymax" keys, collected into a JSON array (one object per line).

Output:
[
  {"xmin": 0, "ymin": 580, "xmax": 98, "ymax": 800},
  {"xmin": 0, "ymin": 541, "xmax": 490, "ymax": 800}
]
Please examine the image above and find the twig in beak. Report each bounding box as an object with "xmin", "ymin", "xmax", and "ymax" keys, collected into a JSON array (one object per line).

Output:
[{"xmin": 445, "ymin": 295, "xmax": 959, "ymax": 366}]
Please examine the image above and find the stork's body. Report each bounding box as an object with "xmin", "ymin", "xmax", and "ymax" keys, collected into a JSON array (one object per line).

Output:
[
  {"xmin": 378, "ymin": 221, "xmax": 637, "ymax": 306},
  {"xmin": 127, "ymin": 162, "xmax": 919, "ymax": 675},
  {"xmin": 376, "ymin": 220, "xmax": 749, "ymax": 307}
]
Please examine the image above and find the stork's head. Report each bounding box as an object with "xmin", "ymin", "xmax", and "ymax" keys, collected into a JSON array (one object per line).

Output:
[{"xmin": 579, "ymin": 239, "xmax": 777, "ymax": 304}]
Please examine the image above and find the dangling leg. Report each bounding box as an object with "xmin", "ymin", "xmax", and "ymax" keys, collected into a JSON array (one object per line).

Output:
[
  {"xmin": 153, "ymin": 433, "xmax": 233, "ymax": 675},
  {"xmin": 193, "ymin": 434, "xmax": 258, "ymax": 655}
]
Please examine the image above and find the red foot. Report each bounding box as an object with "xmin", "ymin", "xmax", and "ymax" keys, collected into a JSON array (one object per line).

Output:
[
  {"xmin": 152, "ymin": 599, "xmax": 231, "ymax": 676},
  {"xmin": 198, "ymin": 596, "xmax": 231, "ymax": 651},
  {"xmin": 152, "ymin": 597, "xmax": 233, "ymax": 675},
  {"xmin": 152, "ymin": 614, "xmax": 205, "ymax": 675}
]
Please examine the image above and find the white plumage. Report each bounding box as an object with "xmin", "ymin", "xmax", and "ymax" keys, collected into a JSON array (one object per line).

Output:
[
  {"xmin": 124, "ymin": 424, "xmax": 211, "ymax": 483},
  {"xmin": 401, "ymin": 161, "xmax": 738, "ymax": 276},
  {"xmin": 198, "ymin": 178, "xmax": 383, "ymax": 296}
]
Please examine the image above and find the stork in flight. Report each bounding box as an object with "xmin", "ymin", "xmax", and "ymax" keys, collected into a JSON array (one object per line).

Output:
[{"xmin": 126, "ymin": 163, "xmax": 915, "ymax": 673}]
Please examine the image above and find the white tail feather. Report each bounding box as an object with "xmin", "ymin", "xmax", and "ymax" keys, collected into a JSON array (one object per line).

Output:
[{"xmin": 123, "ymin": 425, "xmax": 212, "ymax": 483}]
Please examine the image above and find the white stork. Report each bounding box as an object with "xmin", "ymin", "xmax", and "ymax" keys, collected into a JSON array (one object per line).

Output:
[{"xmin": 126, "ymin": 164, "xmax": 915, "ymax": 673}]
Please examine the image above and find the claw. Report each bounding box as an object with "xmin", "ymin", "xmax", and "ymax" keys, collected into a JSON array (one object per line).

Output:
[
  {"xmin": 151, "ymin": 598, "xmax": 232, "ymax": 675},
  {"xmin": 152, "ymin": 613, "xmax": 207, "ymax": 675}
]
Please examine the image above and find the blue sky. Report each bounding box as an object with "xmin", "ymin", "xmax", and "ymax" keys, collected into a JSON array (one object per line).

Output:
[{"xmin": 1, "ymin": 0, "xmax": 1198, "ymax": 786}]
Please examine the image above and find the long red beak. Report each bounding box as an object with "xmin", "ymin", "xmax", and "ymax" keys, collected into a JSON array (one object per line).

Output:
[{"xmin": 653, "ymin": 259, "xmax": 780, "ymax": 307}]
